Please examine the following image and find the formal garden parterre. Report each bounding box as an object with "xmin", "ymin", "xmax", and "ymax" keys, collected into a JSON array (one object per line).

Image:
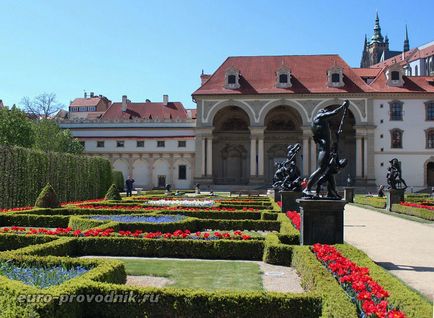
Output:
[{"xmin": 0, "ymin": 185, "xmax": 432, "ymax": 318}]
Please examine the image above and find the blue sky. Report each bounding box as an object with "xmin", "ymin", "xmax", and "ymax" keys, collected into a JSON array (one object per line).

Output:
[{"xmin": 1, "ymin": 0, "xmax": 433, "ymax": 109}]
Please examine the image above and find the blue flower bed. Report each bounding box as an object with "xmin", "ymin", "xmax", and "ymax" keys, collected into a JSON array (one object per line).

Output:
[
  {"xmin": 0, "ymin": 261, "xmax": 90, "ymax": 288},
  {"xmin": 89, "ymin": 214, "xmax": 187, "ymax": 223}
]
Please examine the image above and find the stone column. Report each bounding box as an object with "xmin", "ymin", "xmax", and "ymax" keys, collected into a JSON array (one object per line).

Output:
[
  {"xmin": 310, "ymin": 138, "xmax": 317, "ymax": 173},
  {"xmin": 169, "ymin": 154, "xmax": 174, "ymax": 185},
  {"xmin": 302, "ymin": 128, "xmax": 311, "ymax": 176},
  {"xmin": 356, "ymin": 135, "xmax": 363, "ymax": 178},
  {"xmin": 201, "ymin": 138, "xmax": 206, "ymax": 176},
  {"xmin": 148, "ymin": 156, "xmax": 155, "ymax": 189},
  {"xmin": 363, "ymin": 137, "xmax": 368, "ymax": 178},
  {"xmin": 206, "ymin": 137, "xmax": 213, "ymax": 177},
  {"xmin": 258, "ymin": 137, "xmax": 264, "ymax": 176},
  {"xmin": 250, "ymin": 137, "xmax": 257, "ymax": 176}
]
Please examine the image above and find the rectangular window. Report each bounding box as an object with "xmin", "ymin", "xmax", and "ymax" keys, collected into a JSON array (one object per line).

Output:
[
  {"xmin": 97, "ymin": 141, "xmax": 105, "ymax": 148},
  {"xmin": 426, "ymin": 102, "xmax": 434, "ymax": 121},
  {"xmin": 390, "ymin": 102, "xmax": 403, "ymax": 121},
  {"xmin": 178, "ymin": 165, "xmax": 187, "ymax": 180},
  {"xmin": 157, "ymin": 140, "xmax": 165, "ymax": 147},
  {"xmin": 137, "ymin": 141, "xmax": 144, "ymax": 148},
  {"xmin": 331, "ymin": 73, "xmax": 340, "ymax": 83},
  {"xmin": 116, "ymin": 140, "xmax": 125, "ymax": 148},
  {"xmin": 178, "ymin": 140, "xmax": 186, "ymax": 148}
]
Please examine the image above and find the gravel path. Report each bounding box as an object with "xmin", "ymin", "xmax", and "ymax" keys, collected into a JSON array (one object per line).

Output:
[
  {"xmin": 82, "ymin": 256, "xmax": 304, "ymax": 293},
  {"xmin": 345, "ymin": 204, "xmax": 434, "ymax": 299}
]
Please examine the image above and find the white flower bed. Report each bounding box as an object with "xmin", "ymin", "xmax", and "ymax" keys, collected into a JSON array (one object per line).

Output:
[{"xmin": 146, "ymin": 199, "xmax": 215, "ymax": 208}]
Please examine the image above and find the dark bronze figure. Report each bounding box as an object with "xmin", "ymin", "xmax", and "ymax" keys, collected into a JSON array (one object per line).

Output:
[
  {"xmin": 303, "ymin": 100, "xmax": 350, "ymax": 199},
  {"xmin": 272, "ymin": 143, "xmax": 302, "ymax": 192},
  {"xmin": 386, "ymin": 158, "xmax": 407, "ymax": 190}
]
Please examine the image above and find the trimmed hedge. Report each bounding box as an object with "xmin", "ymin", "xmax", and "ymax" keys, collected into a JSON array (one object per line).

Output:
[
  {"xmin": 0, "ymin": 145, "xmax": 112, "ymax": 209},
  {"xmin": 336, "ymin": 244, "xmax": 433, "ymax": 318},
  {"xmin": 391, "ymin": 203, "xmax": 434, "ymax": 221},
  {"xmin": 0, "ymin": 214, "xmax": 70, "ymax": 228},
  {"xmin": 291, "ymin": 246, "xmax": 358, "ymax": 318},
  {"xmin": 34, "ymin": 183, "xmax": 60, "ymax": 208},
  {"xmin": 263, "ymin": 234, "xmax": 292, "ymax": 266},
  {"xmin": 0, "ymin": 233, "xmax": 55, "ymax": 251},
  {"xmin": 276, "ymin": 213, "xmax": 300, "ymax": 244},
  {"xmin": 112, "ymin": 170, "xmax": 124, "ymax": 191},
  {"xmin": 353, "ymin": 195, "xmax": 386, "ymax": 208}
]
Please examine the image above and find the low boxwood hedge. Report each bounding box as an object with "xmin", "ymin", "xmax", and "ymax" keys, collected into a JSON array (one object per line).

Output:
[
  {"xmin": 353, "ymin": 195, "xmax": 386, "ymax": 208},
  {"xmin": 0, "ymin": 233, "xmax": 56, "ymax": 251},
  {"xmin": 0, "ymin": 214, "xmax": 70, "ymax": 228},
  {"xmin": 391, "ymin": 203, "xmax": 434, "ymax": 221},
  {"xmin": 276, "ymin": 213, "xmax": 300, "ymax": 244}
]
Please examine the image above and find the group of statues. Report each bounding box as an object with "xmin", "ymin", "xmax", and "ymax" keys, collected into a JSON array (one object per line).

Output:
[{"xmin": 273, "ymin": 100, "xmax": 350, "ymax": 199}]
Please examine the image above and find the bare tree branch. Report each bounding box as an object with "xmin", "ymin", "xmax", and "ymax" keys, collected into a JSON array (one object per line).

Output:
[{"xmin": 20, "ymin": 93, "xmax": 64, "ymax": 119}]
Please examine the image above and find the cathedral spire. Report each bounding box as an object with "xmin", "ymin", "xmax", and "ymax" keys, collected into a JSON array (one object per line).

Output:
[
  {"xmin": 371, "ymin": 11, "xmax": 384, "ymax": 43},
  {"xmin": 403, "ymin": 24, "xmax": 410, "ymax": 52}
]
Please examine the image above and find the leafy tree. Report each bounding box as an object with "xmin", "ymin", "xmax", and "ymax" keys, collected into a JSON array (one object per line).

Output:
[
  {"xmin": 32, "ymin": 119, "xmax": 84, "ymax": 154},
  {"xmin": 0, "ymin": 105, "xmax": 34, "ymax": 147},
  {"xmin": 21, "ymin": 92, "xmax": 64, "ymax": 119}
]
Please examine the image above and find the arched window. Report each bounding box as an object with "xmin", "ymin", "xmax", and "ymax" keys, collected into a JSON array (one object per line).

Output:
[
  {"xmin": 390, "ymin": 129, "xmax": 403, "ymax": 148},
  {"xmin": 426, "ymin": 129, "xmax": 434, "ymax": 149}
]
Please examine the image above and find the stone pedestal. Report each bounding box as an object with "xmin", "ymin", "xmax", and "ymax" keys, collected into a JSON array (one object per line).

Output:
[
  {"xmin": 385, "ymin": 189, "xmax": 405, "ymax": 211},
  {"xmin": 297, "ymin": 199, "xmax": 346, "ymax": 245},
  {"xmin": 344, "ymin": 187, "xmax": 355, "ymax": 203},
  {"xmin": 280, "ymin": 191, "xmax": 303, "ymax": 212}
]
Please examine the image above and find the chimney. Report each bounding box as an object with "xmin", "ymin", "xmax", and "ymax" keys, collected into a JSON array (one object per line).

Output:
[
  {"xmin": 163, "ymin": 94, "xmax": 168, "ymax": 106},
  {"xmin": 122, "ymin": 95, "xmax": 128, "ymax": 112},
  {"xmin": 200, "ymin": 70, "xmax": 211, "ymax": 85},
  {"xmin": 84, "ymin": 92, "xmax": 87, "ymax": 98},
  {"xmin": 90, "ymin": 92, "xmax": 94, "ymax": 98}
]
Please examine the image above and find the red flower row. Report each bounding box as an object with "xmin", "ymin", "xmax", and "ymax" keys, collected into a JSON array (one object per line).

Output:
[
  {"xmin": 312, "ymin": 244, "xmax": 406, "ymax": 318},
  {"xmin": 277, "ymin": 201, "xmax": 282, "ymax": 207},
  {"xmin": 0, "ymin": 226, "xmax": 251, "ymax": 240},
  {"xmin": 0, "ymin": 206, "xmax": 33, "ymax": 213},
  {"xmin": 76, "ymin": 204, "xmax": 258, "ymax": 212},
  {"xmin": 400, "ymin": 201, "xmax": 434, "ymax": 211},
  {"xmin": 286, "ymin": 211, "xmax": 300, "ymax": 230},
  {"xmin": 0, "ymin": 199, "xmax": 105, "ymax": 213}
]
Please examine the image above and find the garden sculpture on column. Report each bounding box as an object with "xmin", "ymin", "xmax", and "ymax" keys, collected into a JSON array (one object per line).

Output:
[
  {"xmin": 302, "ymin": 100, "xmax": 350, "ymax": 199},
  {"xmin": 386, "ymin": 158, "xmax": 407, "ymax": 190},
  {"xmin": 272, "ymin": 143, "xmax": 302, "ymax": 192}
]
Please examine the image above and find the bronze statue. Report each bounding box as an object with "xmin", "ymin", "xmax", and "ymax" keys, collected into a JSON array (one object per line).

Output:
[
  {"xmin": 272, "ymin": 143, "xmax": 302, "ymax": 192},
  {"xmin": 386, "ymin": 158, "xmax": 407, "ymax": 190},
  {"xmin": 303, "ymin": 100, "xmax": 350, "ymax": 199}
]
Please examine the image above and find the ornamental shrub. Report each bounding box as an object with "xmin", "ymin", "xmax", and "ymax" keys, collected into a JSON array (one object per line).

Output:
[
  {"xmin": 104, "ymin": 184, "xmax": 122, "ymax": 201},
  {"xmin": 112, "ymin": 170, "xmax": 124, "ymax": 191},
  {"xmin": 34, "ymin": 183, "xmax": 60, "ymax": 208}
]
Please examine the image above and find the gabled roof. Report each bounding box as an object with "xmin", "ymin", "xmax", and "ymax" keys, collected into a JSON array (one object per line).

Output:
[
  {"xmin": 193, "ymin": 55, "xmax": 375, "ymax": 95},
  {"xmin": 101, "ymin": 102, "xmax": 188, "ymax": 120},
  {"xmin": 70, "ymin": 97, "xmax": 103, "ymax": 107},
  {"xmin": 352, "ymin": 68, "xmax": 382, "ymax": 78},
  {"xmin": 372, "ymin": 42, "xmax": 434, "ymax": 69}
]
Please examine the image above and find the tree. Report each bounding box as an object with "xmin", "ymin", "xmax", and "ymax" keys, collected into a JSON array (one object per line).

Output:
[
  {"xmin": 21, "ymin": 92, "xmax": 64, "ymax": 119},
  {"xmin": 0, "ymin": 105, "xmax": 34, "ymax": 147},
  {"xmin": 32, "ymin": 119, "xmax": 84, "ymax": 154}
]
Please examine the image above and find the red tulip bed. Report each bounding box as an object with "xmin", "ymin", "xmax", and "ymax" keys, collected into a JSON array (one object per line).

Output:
[
  {"xmin": 0, "ymin": 226, "xmax": 252, "ymax": 240},
  {"xmin": 400, "ymin": 202, "xmax": 434, "ymax": 211},
  {"xmin": 286, "ymin": 211, "xmax": 301, "ymax": 230},
  {"xmin": 312, "ymin": 244, "xmax": 406, "ymax": 318},
  {"xmin": 75, "ymin": 204, "xmax": 259, "ymax": 212}
]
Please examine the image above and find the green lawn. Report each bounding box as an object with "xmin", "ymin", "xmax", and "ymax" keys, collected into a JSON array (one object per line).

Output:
[{"xmin": 120, "ymin": 258, "xmax": 263, "ymax": 291}]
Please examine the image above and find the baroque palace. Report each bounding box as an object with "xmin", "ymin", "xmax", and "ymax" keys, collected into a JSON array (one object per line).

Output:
[{"xmin": 58, "ymin": 15, "xmax": 434, "ymax": 191}]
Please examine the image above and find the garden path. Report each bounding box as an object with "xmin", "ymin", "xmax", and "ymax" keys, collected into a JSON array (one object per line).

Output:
[{"xmin": 344, "ymin": 204, "xmax": 434, "ymax": 300}]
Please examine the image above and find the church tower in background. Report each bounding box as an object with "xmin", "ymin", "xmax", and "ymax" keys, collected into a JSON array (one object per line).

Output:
[{"xmin": 360, "ymin": 13, "xmax": 409, "ymax": 67}]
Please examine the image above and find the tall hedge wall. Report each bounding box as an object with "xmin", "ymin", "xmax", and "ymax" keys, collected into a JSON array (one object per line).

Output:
[{"xmin": 0, "ymin": 145, "xmax": 112, "ymax": 209}]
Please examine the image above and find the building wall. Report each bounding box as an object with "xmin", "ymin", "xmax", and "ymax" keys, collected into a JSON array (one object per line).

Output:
[{"xmin": 373, "ymin": 98, "xmax": 434, "ymax": 189}]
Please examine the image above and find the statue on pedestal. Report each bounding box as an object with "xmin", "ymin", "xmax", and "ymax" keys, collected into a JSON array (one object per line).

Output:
[
  {"xmin": 303, "ymin": 100, "xmax": 350, "ymax": 199},
  {"xmin": 386, "ymin": 158, "xmax": 407, "ymax": 190},
  {"xmin": 272, "ymin": 143, "xmax": 302, "ymax": 192}
]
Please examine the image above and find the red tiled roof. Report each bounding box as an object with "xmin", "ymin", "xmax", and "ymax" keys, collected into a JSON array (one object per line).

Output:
[
  {"xmin": 370, "ymin": 73, "xmax": 434, "ymax": 93},
  {"xmin": 408, "ymin": 44, "xmax": 434, "ymax": 62},
  {"xmin": 352, "ymin": 68, "xmax": 382, "ymax": 78},
  {"xmin": 101, "ymin": 102, "xmax": 188, "ymax": 120},
  {"xmin": 193, "ymin": 55, "xmax": 376, "ymax": 95},
  {"xmin": 371, "ymin": 49, "xmax": 417, "ymax": 69},
  {"xmin": 70, "ymin": 97, "xmax": 102, "ymax": 107}
]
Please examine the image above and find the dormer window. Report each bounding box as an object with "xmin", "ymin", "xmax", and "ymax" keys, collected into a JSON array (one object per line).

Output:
[
  {"xmin": 275, "ymin": 66, "xmax": 292, "ymax": 88},
  {"xmin": 327, "ymin": 66, "xmax": 344, "ymax": 88},
  {"xmin": 386, "ymin": 65, "xmax": 404, "ymax": 87},
  {"xmin": 224, "ymin": 67, "xmax": 240, "ymax": 89}
]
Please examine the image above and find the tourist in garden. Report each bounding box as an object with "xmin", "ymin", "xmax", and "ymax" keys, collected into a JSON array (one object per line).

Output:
[{"xmin": 125, "ymin": 176, "xmax": 135, "ymax": 197}]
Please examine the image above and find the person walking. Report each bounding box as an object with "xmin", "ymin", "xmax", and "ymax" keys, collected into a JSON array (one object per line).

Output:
[{"xmin": 125, "ymin": 176, "xmax": 135, "ymax": 197}]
